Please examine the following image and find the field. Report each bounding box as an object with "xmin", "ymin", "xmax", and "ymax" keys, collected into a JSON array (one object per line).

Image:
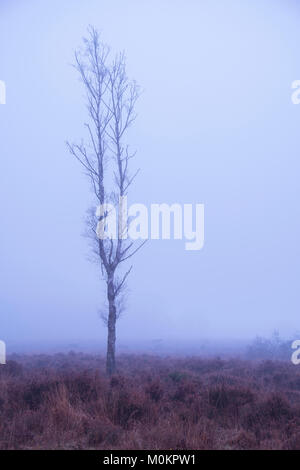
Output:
[{"xmin": 1, "ymin": 353, "xmax": 300, "ymax": 450}]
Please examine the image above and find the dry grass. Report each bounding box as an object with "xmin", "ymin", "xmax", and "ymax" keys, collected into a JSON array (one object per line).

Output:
[{"xmin": 1, "ymin": 353, "xmax": 300, "ymax": 449}]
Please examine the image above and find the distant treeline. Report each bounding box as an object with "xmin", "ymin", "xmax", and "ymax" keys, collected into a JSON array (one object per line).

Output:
[{"xmin": 247, "ymin": 331, "xmax": 298, "ymax": 361}]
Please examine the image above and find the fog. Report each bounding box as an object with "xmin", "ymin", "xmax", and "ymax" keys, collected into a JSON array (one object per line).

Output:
[{"xmin": 1, "ymin": 0, "xmax": 300, "ymax": 354}]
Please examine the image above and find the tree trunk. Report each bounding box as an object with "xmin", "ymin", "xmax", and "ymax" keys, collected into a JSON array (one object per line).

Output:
[{"xmin": 106, "ymin": 273, "xmax": 116, "ymax": 375}]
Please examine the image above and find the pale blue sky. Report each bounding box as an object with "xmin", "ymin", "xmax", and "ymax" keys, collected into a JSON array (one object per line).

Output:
[{"xmin": 1, "ymin": 0, "xmax": 300, "ymax": 351}]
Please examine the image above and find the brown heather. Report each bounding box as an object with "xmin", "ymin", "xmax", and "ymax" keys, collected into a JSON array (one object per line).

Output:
[{"xmin": 1, "ymin": 353, "xmax": 300, "ymax": 450}]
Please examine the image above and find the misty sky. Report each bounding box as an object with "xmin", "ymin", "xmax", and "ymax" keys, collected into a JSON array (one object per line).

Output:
[{"xmin": 1, "ymin": 0, "xmax": 300, "ymax": 351}]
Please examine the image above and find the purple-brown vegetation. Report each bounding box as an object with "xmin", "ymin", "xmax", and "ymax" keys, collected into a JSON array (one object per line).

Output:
[{"xmin": 1, "ymin": 354, "xmax": 300, "ymax": 450}]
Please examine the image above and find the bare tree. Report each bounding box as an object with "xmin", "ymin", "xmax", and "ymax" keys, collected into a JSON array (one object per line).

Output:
[{"xmin": 67, "ymin": 27, "xmax": 144, "ymax": 375}]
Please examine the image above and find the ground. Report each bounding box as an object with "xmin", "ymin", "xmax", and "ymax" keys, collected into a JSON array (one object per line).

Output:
[{"xmin": 1, "ymin": 353, "xmax": 300, "ymax": 450}]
